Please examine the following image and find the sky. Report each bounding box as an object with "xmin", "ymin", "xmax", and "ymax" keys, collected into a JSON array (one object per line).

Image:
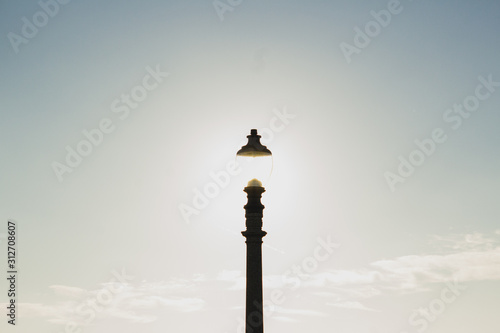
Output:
[{"xmin": 0, "ymin": 0, "xmax": 499, "ymax": 332}]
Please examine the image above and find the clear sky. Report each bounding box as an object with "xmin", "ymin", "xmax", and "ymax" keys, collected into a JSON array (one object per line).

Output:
[{"xmin": 1, "ymin": 0, "xmax": 499, "ymax": 332}]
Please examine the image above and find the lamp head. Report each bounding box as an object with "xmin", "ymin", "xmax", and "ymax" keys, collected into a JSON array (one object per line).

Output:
[
  {"xmin": 236, "ymin": 129, "xmax": 273, "ymax": 187},
  {"xmin": 236, "ymin": 129, "xmax": 272, "ymax": 157}
]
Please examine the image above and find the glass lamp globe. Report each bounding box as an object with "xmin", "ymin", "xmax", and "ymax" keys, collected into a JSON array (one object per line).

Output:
[{"xmin": 236, "ymin": 129, "xmax": 273, "ymax": 187}]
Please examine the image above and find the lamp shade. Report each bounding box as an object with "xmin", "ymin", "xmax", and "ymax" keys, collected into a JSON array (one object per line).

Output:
[
  {"xmin": 236, "ymin": 129, "xmax": 272, "ymax": 157},
  {"xmin": 236, "ymin": 129, "xmax": 273, "ymax": 187}
]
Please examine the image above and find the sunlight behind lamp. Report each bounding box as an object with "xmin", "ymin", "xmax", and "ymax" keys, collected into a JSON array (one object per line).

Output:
[{"xmin": 236, "ymin": 129, "xmax": 273, "ymax": 187}]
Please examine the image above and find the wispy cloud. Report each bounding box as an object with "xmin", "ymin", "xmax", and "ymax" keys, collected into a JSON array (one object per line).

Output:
[
  {"xmin": 327, "ymin": 300, "xmax": 379, "ymax": 312},
  {"xmin": 370, "ymin": 248, "xmax": 500, "ymax": 285},
  {"xmin": 49, "ymin": 285, "xmax": 89, "ymax": 299},
  {"xmin": 216, "ymin": 269, "xmax": 245, "ymax": 290},
  {"xmin": 16, "ymin": 231, "xmax": 500, "ymax": 326},
  {"xmin": 264, "ymin": 231, "xmax": 500, "ymax": 315},
  {"xmin": 309, "ymin": 232, "xmax": 500, "ymax": 291},
  {"xmin": 268, "ymin": 306, "xmax": 329, "ymax": 323},
  {"xmin": 15, "ymin": 277, "xmax": 207, "ymax": 326},
  {"xmin": 429, "ymin": 231, "xmax": 497, "ymax": 252}
]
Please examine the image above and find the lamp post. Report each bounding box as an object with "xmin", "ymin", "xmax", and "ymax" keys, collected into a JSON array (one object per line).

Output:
[{"xmin": 236, "ymin": 129, "xmax": 272, "ymax": 333}]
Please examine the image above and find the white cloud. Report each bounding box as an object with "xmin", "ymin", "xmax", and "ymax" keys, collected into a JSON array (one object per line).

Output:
[
  {"xmin": 19, "ymin": 231, "xmax": 500, "ymax": 328},
  {"xmin": 20, "ymin": 276, "xmax": 207, "ymax": 327},
  {"xmin": 429, "ymin": 232, "xmax": 497, "ymax": 252},
  {"xmin": 266, "ymin": 231, "xmax": 500, "ymax": 313},
  {"xmin": 9, "ymin": 302, "xmax": 61, "ymax": 319},
  {"xmin": 371, "ymin": 248, "xmax": 500, "ymax": 285},
  {"xmin": 155, "ymin": 296, "xmax": 205, "ymax": 312},
  {"xmin": 216, "ymin": 269, "xmax": 242, "ymax": 282},
  {"xmin": 98, "ymin": 306, "xmax": 157, "ymax": 324},
  {"xmin": 49, "ymin": 285, "xmax": 88, "ymax": 299},
  {"xmin": 271, "ymin": 315, "xmax": 300, "ymax": 323},
  {"xmin": 216, "ymin": 269, "xmax": 245, "ymax": 290},
  {"xmin": 327, "ymin": 301, "xmax": 378, "ymax": 312},
  {"xmin": 269, "ymin": 306, "xmax": 328, "ymax": 319}
]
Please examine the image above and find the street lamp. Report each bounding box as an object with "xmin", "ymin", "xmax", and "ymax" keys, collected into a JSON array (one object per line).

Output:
[{"xmin": 236, "ymin": 129, "xmax": 272, "ymax": 333}]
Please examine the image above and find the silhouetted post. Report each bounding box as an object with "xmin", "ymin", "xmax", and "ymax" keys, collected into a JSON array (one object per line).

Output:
[
  {"xmin": 241, "ymin": 185, "xmax": 267, "ymax": 333},
  {"xmin": 236, "ymin": 129, "xmax": 272, "ymax": 333}
]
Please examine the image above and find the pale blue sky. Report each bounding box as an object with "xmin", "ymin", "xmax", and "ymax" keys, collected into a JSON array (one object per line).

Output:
[{"xmin": 1, "ymin": 1, "xmax": 499, "ymax": 332}]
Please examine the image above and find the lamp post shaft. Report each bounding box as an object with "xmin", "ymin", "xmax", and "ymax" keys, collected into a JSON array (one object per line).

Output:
[{"xmin": 241, "ymin": 185, "xmax": 267, "ymax": 333}]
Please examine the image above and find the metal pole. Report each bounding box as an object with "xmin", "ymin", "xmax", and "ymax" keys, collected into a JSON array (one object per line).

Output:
[{"xmin": 241, "ymin": 185, "xmax": 267, "ymax": 333}]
